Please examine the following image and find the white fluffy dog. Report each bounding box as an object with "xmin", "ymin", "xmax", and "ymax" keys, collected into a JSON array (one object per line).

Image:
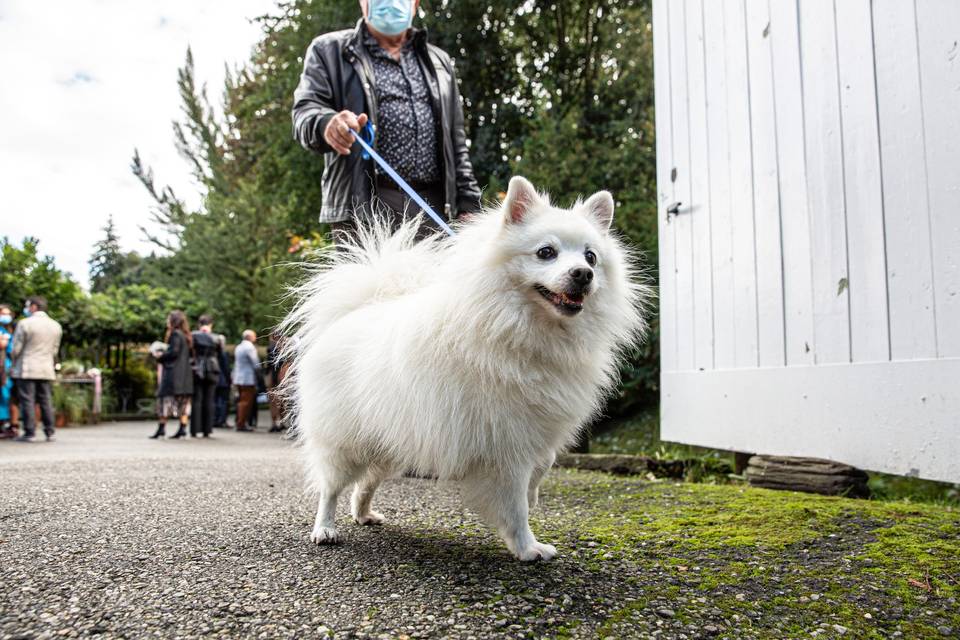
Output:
[{"xmin": 282, "ymin": 176, "xmax": 647, "ymax": 561}]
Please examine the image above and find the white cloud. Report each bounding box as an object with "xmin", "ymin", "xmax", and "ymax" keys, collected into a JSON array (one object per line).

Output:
[{"xmin": 0, "ymin": 0, "xmax": 281, "ymax": 287}]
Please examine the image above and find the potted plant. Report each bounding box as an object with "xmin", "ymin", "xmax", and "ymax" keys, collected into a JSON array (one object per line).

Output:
[{"xmin": 52, "ymin": 383, "xmax": 88, "ymax": 427}]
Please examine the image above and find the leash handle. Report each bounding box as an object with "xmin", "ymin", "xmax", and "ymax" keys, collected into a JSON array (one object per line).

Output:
[{"xmin": 350, "ymin": 124, "xmax": 457, "ymax": 237}]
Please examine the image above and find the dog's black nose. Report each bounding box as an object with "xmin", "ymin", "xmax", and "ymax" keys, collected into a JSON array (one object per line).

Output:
[{"xmin": 569, "ymin": 267, "xmax": 594, "ymax": 286}]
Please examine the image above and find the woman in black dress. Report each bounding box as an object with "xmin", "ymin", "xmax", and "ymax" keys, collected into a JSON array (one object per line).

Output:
[{"xmin": 150, "ymin": 310, "xmax": 194, "ymax": 439}]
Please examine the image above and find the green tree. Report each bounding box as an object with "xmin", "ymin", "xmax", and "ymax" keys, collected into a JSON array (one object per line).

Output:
[
  {"xmin": 133, "ymin": 48, "xmax": 298, "ymax": 339},
  {"xmin": 0, "ymin": 237, "xmax": 82, "ymax": 316},
  {"xmin": 64, "ymin": 284, "xmax": 202, "ymax": 346},
  {"xmin": 88, "ymin": 215, "xmax": 125, "ymax": 293}
]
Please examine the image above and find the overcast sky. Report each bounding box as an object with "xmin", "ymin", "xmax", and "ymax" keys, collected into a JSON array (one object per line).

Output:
[{"xmin": 0, "ymin": 0, "xmax": 280, "ymax": 286}]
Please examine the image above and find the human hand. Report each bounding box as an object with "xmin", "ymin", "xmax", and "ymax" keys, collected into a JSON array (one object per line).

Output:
[{"xmin": 323, "ymin": 110, "xmax": 369, "ymax": 155}]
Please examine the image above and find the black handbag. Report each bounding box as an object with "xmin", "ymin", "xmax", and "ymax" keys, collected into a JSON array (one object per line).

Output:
[{"xmin": 203, "ymin": 354, "xmax": 221, "ymax": 383}]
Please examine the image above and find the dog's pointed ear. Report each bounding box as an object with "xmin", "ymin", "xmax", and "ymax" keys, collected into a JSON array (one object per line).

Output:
[
  {"xmin": 503, "ymin": 176, "xmax": 540, "ymax": 224},
  {"xmin": 583, "ymin": 190, "xmax": 615, "ymax": 232}
]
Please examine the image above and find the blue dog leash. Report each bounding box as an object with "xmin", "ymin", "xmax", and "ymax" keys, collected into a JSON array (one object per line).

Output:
[{"xmin": 350, "ymin": 123, "xmax": 457, "ymax": 237}]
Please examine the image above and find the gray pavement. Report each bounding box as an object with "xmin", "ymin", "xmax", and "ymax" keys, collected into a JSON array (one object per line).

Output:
[{"xmin": 0, "ymin": 419, "xmax": 630, "ymax": 639}]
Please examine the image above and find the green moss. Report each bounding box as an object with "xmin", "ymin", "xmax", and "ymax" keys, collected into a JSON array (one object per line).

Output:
[
  {"xmin": 535, "ymin": 470, "xmax": 960, "ymax": 636},
  {"xmin": 548, "ymin": 472, "xmax": 853, "ymax": 553},
  {"xmin": 860, "ymin": 505, "xmax": 960, "ymax": 601}
]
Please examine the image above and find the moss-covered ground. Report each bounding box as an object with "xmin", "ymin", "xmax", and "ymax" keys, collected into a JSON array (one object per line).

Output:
[{"xmin": 521, "ymin": 470, "xmax": 960, "ymax": 638}]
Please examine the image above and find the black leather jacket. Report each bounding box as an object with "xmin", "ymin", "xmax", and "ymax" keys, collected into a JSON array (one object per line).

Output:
[{"xmin": 292, "ymin": 20, "xmax": 482, "ymax": 223}]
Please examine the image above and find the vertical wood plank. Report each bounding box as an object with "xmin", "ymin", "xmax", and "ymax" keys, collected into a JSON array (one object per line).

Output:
[
  {"xmin": 685, "ymin": 0, "xmax": 714, "ymax": 371},
  {"xmin": 653, "ymin": 0, "xmax": 678, "ymax": 373},
  {"xmin": 668, "ymin": 0, "xmax": 696, "ymax": 371},
  {"xmin": 769, "ymin": 0, "xmax": 815, "ymax": 366},
  {"xmin": 916, "ymin": 0, "xmax": 960, "ymax": 357},
  {"xmin": 725, "ymin": 0, "xmax": 760, "ymax": 368},
  {"xmin": 798, "ymin": 0, "xmax": 851, "ymax": 364},
  {"xmin": 872, "ymin": 0, "xmax": 938, "ymax": 360},
  {"xmin": 703, "ymin": 0, "xmax": 736, "ymax": 370},
  {"xmin": 835, "ymin": 0, "xmax": 891, "ymax": 363},
  {"xmin": 745, "ymin": 0, "xmax": 786, "ymax": 367}
]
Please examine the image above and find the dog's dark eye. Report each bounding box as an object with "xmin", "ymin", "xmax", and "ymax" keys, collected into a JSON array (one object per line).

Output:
[
  {"xmin": 584, "ymin": 250, "xmax": 597, "ymax": 266},
  {"xmin": 536, "ymin": 246, "xmax": 557, "ymax": 260}
]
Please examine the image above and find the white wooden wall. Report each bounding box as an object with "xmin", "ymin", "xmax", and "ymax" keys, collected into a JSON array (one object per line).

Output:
[{"xmin": 653, "ymin": 0, "xmax": 960, "ymax": 483}]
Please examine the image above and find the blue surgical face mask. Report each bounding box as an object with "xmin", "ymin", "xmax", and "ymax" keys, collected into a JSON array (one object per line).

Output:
[
  {"xmin": 0, "ymin": 314, "xmax": 11, "ymax": 325},
  {"xmin": 22, "ymin": 307, "xmax": 31, "ymax": 318},
  {"xmin": 368, "ymin": 0, "xmax": 414, "ymax": 36}
]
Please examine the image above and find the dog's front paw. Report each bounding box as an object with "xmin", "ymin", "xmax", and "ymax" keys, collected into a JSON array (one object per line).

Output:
[
  {"xmin": 352, "ymin": 510, "xmax": 385, "ymax": 526},
  {"xmin": 310, "ymin": 525, "xmax": 342, "ymax": 544},
  {"xmin": 514, "ymin": 541, "xmax": 557, "ymax": 562}
]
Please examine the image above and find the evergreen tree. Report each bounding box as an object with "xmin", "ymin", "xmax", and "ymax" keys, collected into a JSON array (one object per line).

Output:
[{"xmin": 88, "ymin": 215, "xmax": 125, "ymax": 293}]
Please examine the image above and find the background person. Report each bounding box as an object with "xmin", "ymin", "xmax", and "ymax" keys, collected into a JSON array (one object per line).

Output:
[
  {"xmin": 10, "ymin": 296, "xmax": 62, "ymax": 443},
  {"xmin": 291, "ymin": 0, "xmax": 481, "ymax": 243},
  {"xmin": 151, "ymin": 311, "xmax": 194, "ymax": 440},
  {"xmin": 0, "ymin": 304, "xmax": 16, "ymax": 437},
  {"xmin": 213, "ymin": 333, "xmax": 231, "ymax": 428},
  {"xmin": 190, "ymin": 315, "xmax": 220, "ymax": 438},
  {"xmin": 232, "ymin": 329, "xmax": 260, "ymax": 432}
]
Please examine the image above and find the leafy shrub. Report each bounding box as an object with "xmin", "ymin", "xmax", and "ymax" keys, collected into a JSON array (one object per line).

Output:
[
  {"xmin": 53, "ymin": 383, "xmax": 88, "ymax": 424},
  {"xmin": 106, "ymin": 355, "xmax": 157, "ymax": 404}
]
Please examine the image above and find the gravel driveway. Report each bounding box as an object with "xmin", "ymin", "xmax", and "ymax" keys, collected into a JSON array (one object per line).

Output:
[{"xmin": 1, "ymin": 421, "xmax": 957, "ymax": 639}]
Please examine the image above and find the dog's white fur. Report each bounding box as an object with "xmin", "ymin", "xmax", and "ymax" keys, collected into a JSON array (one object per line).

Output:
[{"xmin": 282, "ymin": 176, "xmax": 647, "ymax": 561}]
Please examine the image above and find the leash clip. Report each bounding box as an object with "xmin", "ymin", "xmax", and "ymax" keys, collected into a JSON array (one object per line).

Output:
[{"xmin": 357, "ymin": 122, "xmax": 376, "ymax": 160}]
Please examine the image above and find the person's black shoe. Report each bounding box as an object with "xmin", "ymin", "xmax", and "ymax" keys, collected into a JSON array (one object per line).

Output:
[
  {"xmin": 268, "ymin": 426, "xmax": 284, "ymax": 433},
  {"xmin": 45, "ymin": 434, "xmax": 55, "ymax": 443},
  {"xmin": 237, "ymin": 426, "xmax": 254, "ymax": 432},
  {"xmin": 13, "ymin": 435, "xmax": 35, "ymax": 442},
  {"xmin": 203, "ymin": 433, "xmax": 211, "ymax": 438},
  {"xmin": 170, "ymin": 426, "xmax": 187, "ymax": 439},
  {"xmin": 149, "ymin": 424, "xmax": 165, "ymax": 439}
]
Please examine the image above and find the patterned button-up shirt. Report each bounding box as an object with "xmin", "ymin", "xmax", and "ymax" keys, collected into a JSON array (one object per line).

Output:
[{"xmin": 363, "ymin": 25, "xmax": 441, "ymax": 185}]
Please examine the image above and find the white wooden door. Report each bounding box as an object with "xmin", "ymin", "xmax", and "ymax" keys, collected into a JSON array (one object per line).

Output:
[{"xmin": 653, "ymin": 0, "xmax": 960, "ymax": 483}]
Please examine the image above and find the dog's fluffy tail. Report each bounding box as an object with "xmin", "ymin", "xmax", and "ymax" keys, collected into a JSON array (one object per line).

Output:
[
  {"xmin": 280, "ymin": 215, "xmax": 444, "ymax": 345},
  {"xmin": 277, "ymin": 215, "xmax": 446, "ymax": 429}
]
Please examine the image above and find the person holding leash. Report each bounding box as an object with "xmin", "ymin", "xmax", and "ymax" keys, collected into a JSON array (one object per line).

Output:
[{"xmin": 292, "ymin": 0, "xmax": 482, "ymax": 241}]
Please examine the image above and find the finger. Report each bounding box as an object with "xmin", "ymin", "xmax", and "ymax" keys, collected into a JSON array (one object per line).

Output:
[
  {"xmin": 337, "ymin": 130, "xmax": 355, "ymax": 149},
  {"xmin": 343, "ymin": 111, "xmax": 360, "ymax": 131},
  {"xmin": 357, "ymin": 113, "xmax": 368, "ymax": 128}
]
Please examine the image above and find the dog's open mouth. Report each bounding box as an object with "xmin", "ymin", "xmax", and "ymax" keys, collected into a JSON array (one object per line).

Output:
[{"xmin": 535, "ymin": 285, "xmax": 584, "ymax": 316}]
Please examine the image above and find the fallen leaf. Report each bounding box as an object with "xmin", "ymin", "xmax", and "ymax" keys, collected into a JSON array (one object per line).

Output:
[{"xmin": 907, "ymin": 578, "xmax": 931, "ymax": 591}]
